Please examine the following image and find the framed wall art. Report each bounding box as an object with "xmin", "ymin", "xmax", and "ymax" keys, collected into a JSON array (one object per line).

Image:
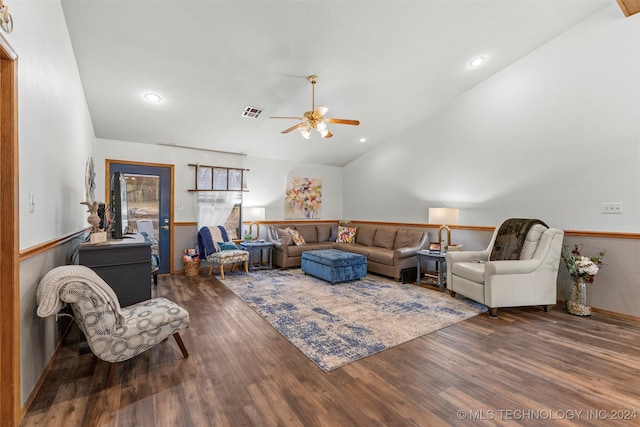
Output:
[{"xmin": 285, "ymin": 176, "xmax": 322, "ymax": 219}]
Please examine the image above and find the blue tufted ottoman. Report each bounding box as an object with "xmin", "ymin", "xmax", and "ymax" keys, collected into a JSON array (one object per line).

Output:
[{"xmin": 301, "ymin": 249, "xmax": 367, "ymax": 284}]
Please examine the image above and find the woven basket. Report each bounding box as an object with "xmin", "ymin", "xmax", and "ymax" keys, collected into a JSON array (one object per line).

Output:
[{"xmin": 184, "ymin": 258, "xmax": 201, "ymax": 277}]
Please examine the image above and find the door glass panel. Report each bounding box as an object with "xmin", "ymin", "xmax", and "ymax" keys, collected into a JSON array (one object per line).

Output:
[{"xmin": 125, "ymin": 174, "xmax": 160, "ymax": 240}]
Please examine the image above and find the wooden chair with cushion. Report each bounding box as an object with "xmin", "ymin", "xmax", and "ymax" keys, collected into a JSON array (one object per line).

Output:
[{"xmin": 197, "ymin": 226, "xmax": 249, "ymax": 279}]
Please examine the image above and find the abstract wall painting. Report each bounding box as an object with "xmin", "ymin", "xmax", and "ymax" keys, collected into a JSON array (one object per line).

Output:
[{"xmin": 285, "ymin": 176, "xmax": 322, "ymax": 219}]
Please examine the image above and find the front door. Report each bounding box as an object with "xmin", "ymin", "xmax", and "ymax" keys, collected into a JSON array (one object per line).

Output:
[{"xmin": 107, "ymin": 160, "xmax": 173, "ymax": 274}]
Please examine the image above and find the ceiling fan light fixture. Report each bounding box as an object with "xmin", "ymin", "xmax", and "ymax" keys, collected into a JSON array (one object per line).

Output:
[
  {"xmin": 316, "ymin": 121, "xmax": 327, "ymax": 132},
  {"xmin": 298, "ymin": 123, "xmax": 311, "ymax": 139}
]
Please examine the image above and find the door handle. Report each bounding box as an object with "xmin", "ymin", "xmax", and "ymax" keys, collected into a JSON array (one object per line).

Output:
[{"xmin": 161, "ymin": 225, "xmax": 169, "ymax": 230}]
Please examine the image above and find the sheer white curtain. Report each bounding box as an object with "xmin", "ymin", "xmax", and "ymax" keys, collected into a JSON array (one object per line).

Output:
[
  {"xmin": 195, "ymin": 162, "xmax": 245, "ymax": 231},
  {"xmin": 197, "ymin": 191, "xmax": 241, "ymax": 231}
]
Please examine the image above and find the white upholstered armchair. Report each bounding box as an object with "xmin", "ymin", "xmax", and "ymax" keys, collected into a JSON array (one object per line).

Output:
[{"xmin": 445, "ymin": 219, "xmax": 564, "ymax": 318}]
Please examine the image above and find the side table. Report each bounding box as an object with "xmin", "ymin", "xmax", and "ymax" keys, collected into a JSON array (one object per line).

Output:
[
  {"xmin": 416, "ymin": 250, "xmax": 447, "ymax": 291},
  {"xmin": 239, "ymin": 241, "xmax": 274, "ymax": 271}
]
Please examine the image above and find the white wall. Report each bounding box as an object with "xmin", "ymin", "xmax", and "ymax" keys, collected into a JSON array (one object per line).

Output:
[
  {"xmin": 7, "ymin": 1, "xmax": 96, "ymax": 406},
  {"xmin": 10, "ymin": 2, "xmax": 96, "ymax": 250},
  {"xmin": 342, "ymin": 5, "xmax": 640, "ymax": 318},
  {"xmin": 94, "ymin": 139, "xmax": 344, "ymax": 222},
  {"xmin": 343, "ymin": 5, "xmax": 640, "ymax": 232}
]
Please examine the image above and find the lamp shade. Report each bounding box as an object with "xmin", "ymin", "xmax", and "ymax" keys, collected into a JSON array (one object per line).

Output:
[
  {"xmin": 428, "ymin": 207, "xmax": 459, "ymax": 225},
  {"xmin": 244, "ymin": 206, "xmax": 265, "ymax": 222}
]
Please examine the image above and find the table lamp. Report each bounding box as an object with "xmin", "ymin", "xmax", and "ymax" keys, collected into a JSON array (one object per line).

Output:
[
  {"xmin": 244, "ymin": 206, "xmax": 265, "ymax": 240},
  {"xmin": 428, "ymin": 207, "xmax": 459, "ymax": 250}
]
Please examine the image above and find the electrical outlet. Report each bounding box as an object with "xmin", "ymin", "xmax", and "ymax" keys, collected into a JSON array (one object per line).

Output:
[
  {"xmin": 602, "ymin": 203, "xmax": 622, "ymax": 214},
  {"xmin": 176, "ymin": 204, "xmax": 184, "ymax": 211}
]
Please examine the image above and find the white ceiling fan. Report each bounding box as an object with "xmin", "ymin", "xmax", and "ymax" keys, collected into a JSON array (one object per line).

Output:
[{"xmin": 270, "ymin": 75, "xmax": 360, "ymax": 139}]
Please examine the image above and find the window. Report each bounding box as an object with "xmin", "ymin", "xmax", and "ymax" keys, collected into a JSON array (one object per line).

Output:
[
  {"xmin": 190, "ymin": 164, "xmax": 247, "ymax": 237},
  {"xmin": 191, "ymin": 164, "xmax": 245, "ymax": 191}
]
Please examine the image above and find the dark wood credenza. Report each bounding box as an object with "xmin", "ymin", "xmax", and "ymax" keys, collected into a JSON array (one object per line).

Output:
[{"xmin": 78, "ymin": 235, "xmax": 152, "ymax": 307}]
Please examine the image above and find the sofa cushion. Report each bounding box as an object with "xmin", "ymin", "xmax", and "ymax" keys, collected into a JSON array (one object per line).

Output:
[
  {"xmin": 356, "ymin": 225, "xmax": 376, "ymax": 247},
  {"xmin": 276, "ymin": 228, "xmax": 294, "ymax": 246},
  {"xmin": 394, "ymin": 229, "xmax": 423, "ymax": 249},
  {"xmin": 337, "ymin": 226, "xmax": 357, "ymax": 243},
  {"xmin": 316, "ymin": 224, "xmax": 332, "ymax": 242},
  {"xmin": 367, "ymin": 247, "xmax": 394, "ymax": 265},
  {"xmin": 295, "ymin": 224, "xmax": 318, "ymax": 243},
  {"xmin": 288, "ymin": 243, "xmax": 333, "ymax": 257},
  {"xmin": 337, "ymin": 243, "xmax": 369, "ymax": 257},
  {"xmin": 290, "ymin": 229, "xmax": 306, "ymax": 246},
  {"xmin": 373, "ymin": 227, "xmax": 397, "ymax": 249}
]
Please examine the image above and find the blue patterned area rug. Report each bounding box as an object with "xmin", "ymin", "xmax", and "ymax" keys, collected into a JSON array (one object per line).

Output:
[{"xmin": 221, "ymin": 269, "xmax": 487, "ymax": 372}]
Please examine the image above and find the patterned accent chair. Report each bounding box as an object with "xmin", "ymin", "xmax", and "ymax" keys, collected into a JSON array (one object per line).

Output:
[
  {"xmin": 197, "ymin": 226, "xmax": 249, "ymax": 279},
  {"xmin": 37, "ymin": 265, "xmax": 190, "ymax": 386}
]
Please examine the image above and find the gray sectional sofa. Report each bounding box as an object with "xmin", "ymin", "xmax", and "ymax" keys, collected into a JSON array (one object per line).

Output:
[{"xmin": 266, "ymin": 222, "xmax": 429, "ymax": 281}]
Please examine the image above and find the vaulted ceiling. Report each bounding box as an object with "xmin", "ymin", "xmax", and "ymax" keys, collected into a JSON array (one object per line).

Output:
[{"xmin": 61, "ymin": 1, "xmax": 614, "ymax": 167}]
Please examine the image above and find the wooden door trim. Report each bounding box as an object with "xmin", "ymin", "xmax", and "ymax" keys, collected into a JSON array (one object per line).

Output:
[
  {"xmin": 0, "ymin": 33, "xmax": 20, "ymax": 426},
  {"xmin": 105, "ymin": 159, "xmax": 175, "ymax": 273}
]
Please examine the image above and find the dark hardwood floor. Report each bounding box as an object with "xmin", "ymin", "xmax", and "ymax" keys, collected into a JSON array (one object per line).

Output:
[{"xmin": 21, "ymin": 271, "xmax": 640, "ymax": 426}]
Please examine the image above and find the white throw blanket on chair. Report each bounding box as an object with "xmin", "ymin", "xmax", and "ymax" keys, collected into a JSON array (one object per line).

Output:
[{"xmin": 37, "ymin": 265, "xmax": 126, "ymax": 325}]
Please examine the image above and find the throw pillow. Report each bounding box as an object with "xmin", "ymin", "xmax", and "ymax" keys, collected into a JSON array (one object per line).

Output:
[
  {"xmin": 329, "ymin": 225, "xmax": 338, "ymax": 242},
  {"xmin": 217, "ymin": 242, "xmax": 238, "ymax": 251},
  {"xmin": 289, "ymin": 229, "xmax": 306, "ymax": 246},
  {"xmin": 276, "ymin": 228, "xmax": 294, "ymax": 246},
  {"xmin": 336, "ymin": 226, "xmax": 357, "ymax": 243}
]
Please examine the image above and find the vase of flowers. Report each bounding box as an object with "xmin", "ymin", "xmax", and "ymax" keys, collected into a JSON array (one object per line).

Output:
[{"xmin": 562, "ymin": 245, "xmax": 605, "ymax": 316}]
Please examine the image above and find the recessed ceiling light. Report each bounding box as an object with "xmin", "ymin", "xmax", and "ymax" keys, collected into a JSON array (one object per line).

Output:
[
  {"xmin": 468, "ymin": 56, "xmax": 486, "ymax": 69},
  {"xmin": 359, "ymin": 137, "xmax": 367, "ymax": 143},
  {"xmin": 143, "ymin": 92, "xmax": 162, "ymax": 103}
]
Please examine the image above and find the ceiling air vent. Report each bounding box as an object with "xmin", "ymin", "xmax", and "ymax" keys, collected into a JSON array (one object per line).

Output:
[{"xmin": 241, "ymin": 106, "xmax": 263, "ymax": 119}]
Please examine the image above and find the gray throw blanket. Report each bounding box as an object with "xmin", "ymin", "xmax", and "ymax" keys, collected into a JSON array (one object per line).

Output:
[
  {"xmin": 489, "ymin": 218, "xmax": 547, "ymax": 261},
  {"xmin": 37, "ymin": 265, "xmax": 126, "ymax": 325}
]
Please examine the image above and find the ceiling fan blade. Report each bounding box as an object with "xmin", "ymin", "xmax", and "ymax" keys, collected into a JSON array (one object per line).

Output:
[
  {"xmin": 324, "ymin": 118, "xmax": 360, "ymax": 126},
  {"xmin": 281, "ymin": 123, "xmax": 302, "ymax": 134},
  {"xmin": 312, "ymin": 105, "xmax": 329, "ymax": 119},
  {"xmin": 322, "ymin": 130, "xmax": 333, "ymax": 139},
  {"xmin": 270, "ymin": 116, "xmax": 307, "ymax": 120}
]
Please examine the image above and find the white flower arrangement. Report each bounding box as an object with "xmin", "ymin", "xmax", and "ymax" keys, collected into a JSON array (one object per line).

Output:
[{"xmin": 562, "ymin": 244, "xmax": 605, "ymax": 284}]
